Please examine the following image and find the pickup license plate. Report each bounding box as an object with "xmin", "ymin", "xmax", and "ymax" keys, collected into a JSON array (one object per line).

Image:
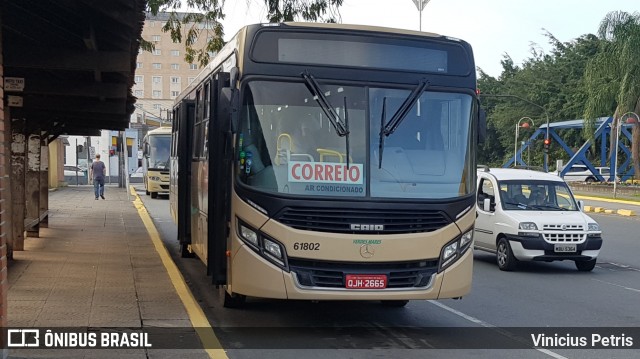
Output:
[
  {"xmin": 554, "ymin": 244, "xmax": 577, "ymax": 253},
  {"xmin": 345, "ymin": 274, "xmax": 387, "ymax": 289}
]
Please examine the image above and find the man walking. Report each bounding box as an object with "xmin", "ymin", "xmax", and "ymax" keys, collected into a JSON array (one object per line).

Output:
[{"xmin": 90, "ymin": 154, "xmax": 106, "ymax": 200}]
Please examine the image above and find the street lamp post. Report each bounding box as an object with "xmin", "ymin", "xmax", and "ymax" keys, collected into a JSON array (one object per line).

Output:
[
  {"xmin": 514, "ymin": 117, "xmax": 534, "ymax": 167},
  {"xmin": 479, "ymin": 93, "xmax": 550, "ymax": 171},
  {"xmin": 613, "ymin": 111, "xmax": 640, "ymax": 198},
  {"xmin": 410, "ymin": 0, "xmax": 431, "ymax": 31}
]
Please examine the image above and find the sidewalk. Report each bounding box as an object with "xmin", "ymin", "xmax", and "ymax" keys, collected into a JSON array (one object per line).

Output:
[{"xmin": 7, "ymin": 186, "xmax": 209, "ymax": 358}]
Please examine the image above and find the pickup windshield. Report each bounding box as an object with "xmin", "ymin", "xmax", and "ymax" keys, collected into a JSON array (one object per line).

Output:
[{"xmin": 498, "ymin": 180, "xmax": 578, "ymax": 211}]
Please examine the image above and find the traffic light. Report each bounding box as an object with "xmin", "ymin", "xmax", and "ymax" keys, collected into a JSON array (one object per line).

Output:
[{"xmin": 543, "ymin": 138, "xmax": 551, "ymax": 153}]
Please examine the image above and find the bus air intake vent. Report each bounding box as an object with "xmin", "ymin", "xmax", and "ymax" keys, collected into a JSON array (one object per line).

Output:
[
  {"xmin": 289, "ymin": 258, "xmax": 439, "ymax": 289},
  {"xmin": 275, "ymin": 207, "xmax": 451, "ymax": 234}
]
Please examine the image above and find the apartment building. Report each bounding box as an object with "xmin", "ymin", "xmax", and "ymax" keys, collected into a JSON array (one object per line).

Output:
[{"xmin": 132, "ymin": 12, "xmax": 210, "ymax": 124}]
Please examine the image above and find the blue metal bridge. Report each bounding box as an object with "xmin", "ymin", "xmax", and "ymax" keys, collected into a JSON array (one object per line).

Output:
[{"xmin": 503, "ymin": 116, "xmax": 636, "ymax": 181}]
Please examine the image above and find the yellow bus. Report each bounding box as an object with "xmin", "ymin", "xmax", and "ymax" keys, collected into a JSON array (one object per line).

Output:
[
  {"xmin": 142, "ymin": 127, "xmax": 171, "ymax": 198},
  {"xmin": 170, "ymin": 23, "xmax": 485, "ymax": 308}
]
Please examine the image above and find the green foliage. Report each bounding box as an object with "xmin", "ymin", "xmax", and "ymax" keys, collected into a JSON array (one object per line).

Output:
[
  {"xmin": 583, "ymin": 11, "xmax": 640, "ymax": 177},
  {"xmin": 146, "ymin": 0, "xmax": 343, "ymax": 67},
  {"xmin": 478, "ymin": 30, "xmax": 602, "ymax": 168}
]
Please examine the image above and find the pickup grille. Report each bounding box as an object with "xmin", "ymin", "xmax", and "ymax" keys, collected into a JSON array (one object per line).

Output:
[
  {"xmin": 275, "ymin": 207, "xmax": 450, "ymax": 234},
  {"xmin": 542, "ymin": 224, "xmax": 585, "ymax": 243}
]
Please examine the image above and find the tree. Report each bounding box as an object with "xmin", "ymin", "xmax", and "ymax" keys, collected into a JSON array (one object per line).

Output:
[
  {"xmin": 583, "ymin": 11, "xmax": 640, "ymax": 180},
  {"xmin": 145, "ymin": 0, "xmax": 343, "ymax": 67}
]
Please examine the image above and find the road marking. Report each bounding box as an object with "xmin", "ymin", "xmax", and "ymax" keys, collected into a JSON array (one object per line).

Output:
[
  {"xmin": 130, "ymin": 186, "xmax": 227, "ymax": 359},
  {"xmin": 428, "ymin": 300, "xmax": 568, "ymax": 359},
  {"xmin": 591, "ymin": 278, "xmax": 640, "ymax": 293}
]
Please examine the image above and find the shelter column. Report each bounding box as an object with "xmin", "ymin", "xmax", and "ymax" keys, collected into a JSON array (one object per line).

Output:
[
  {"xmin": 10, "ymin": 118, "xmax": 25, "ymax": 250},
  {"xmin": 39, "ymin": 136, "xmax": 48, "ymax": 228},
  {"xmin": 25, "ymin": 132, "xmax": 40, "ymax": 238}
]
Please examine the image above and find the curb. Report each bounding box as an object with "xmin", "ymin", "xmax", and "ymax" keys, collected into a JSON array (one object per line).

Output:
[{"xmin": 575, "ymin": 195, "xmax": 638, "ymax": 217}]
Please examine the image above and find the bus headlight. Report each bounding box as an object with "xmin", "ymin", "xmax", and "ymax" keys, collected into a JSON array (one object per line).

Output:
[
  {"xmin": 150, "ymin": 176, "xmax": 161, "ymax": 181},
  {"xmin": 439, "ymin": 228, "xmax": 473, "ymax": 272},
  {"xmin": 239, "ymin": 224, "xmax": 259, "ymax": 247},
  {"xmin": 263, "ymin": 238, "xmax": 284, "ymax": 262},
  {"xmin": 237, "ymin": 218, "xmax": 288, "ymax": 270}
]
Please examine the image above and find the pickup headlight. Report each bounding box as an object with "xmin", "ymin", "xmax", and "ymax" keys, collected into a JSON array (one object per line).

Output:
[
  {"xmin": 519, "ymin": 222, "xmax": 538, "ymax": 231},
  {"xmin": 439, "ymin": 229, "xmax": 473, "ymax": 272},
  {"xmin": 588, "ymin": 223, "xmax": 600, "ymax": 232}
]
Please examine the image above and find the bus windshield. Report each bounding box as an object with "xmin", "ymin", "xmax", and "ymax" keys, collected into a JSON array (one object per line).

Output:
[
  {"xmin": 148, "ymin": 135, "xmax": 171, "ymax": 170},
  {"xmin": 237, "ymin": 80, "xmax": 474, "ymax": 199}
]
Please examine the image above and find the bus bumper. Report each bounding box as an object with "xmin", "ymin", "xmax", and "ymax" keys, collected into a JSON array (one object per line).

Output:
[{"xmin": 230, "ymin": 243, "xmax": 472, "ymax": 301}]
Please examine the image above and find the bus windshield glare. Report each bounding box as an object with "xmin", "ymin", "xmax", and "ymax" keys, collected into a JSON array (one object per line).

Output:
[
  {"xmin": 237, "ymin": 80, "xmax": 474, "ymax": 199},
  {"xmin": 148, "ymin": 135, "xmax": 171, "ymax": 170}
]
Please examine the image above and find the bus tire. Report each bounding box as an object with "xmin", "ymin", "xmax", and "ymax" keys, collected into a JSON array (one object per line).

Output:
[
  {"xmin": 381, "ymin": 300, "xmax": 409, "ymax": 308},
  {"xmin": 223, "ymin": 291, "xmax": 246, "ymax": 308},
  {"xmin": 180, "ymin": 243, "xmax": 193, "ymax": 258},
  {"xmin": 151, "ymin": 192, "xmax": 158, "ymax": 199},
  {"xmin": 146, "ymin": 190, "xmax": 150, "ymax": 195}
]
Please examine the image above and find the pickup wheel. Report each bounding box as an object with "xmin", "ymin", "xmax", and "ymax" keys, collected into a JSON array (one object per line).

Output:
[
  {"xmin": 575, "ymin": 259, "xmax": 596, "ymax": 271},
  {"xmin": 496, "ymin": 237, "xmax": 518, "ymax": 271},
  {"xmin": 585, "ymin": 177, "xmax": 596, "ymax": 183}
]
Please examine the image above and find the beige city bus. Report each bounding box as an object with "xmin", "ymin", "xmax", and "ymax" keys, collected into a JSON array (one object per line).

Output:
[
  {"xmin": 142, "ymin": 127, "xmax": 172, "ymax": 198},
  {"xmin": 170, "ymin": 23, "xmax": 485, "ymax": 308}
]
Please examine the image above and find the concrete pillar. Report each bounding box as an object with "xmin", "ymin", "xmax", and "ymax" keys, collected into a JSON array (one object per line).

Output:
[
  {"xmin": 25, "ymin": 133, "xmax": 41, "ymax": 238},
  {"xmin": 39, "ymin": 137, "xmax": 49, "ymax": 228},
  {"xmin": 1, "ymin": 2, "xmax": 9, "ymax": 354},
  {"xmin": 10, "ymin": 119, "xmax": 26, "ymax": 250}
]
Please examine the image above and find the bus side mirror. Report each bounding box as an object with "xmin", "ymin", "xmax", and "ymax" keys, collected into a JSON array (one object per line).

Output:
[
  {"xmin": 143, "ymin": 143, "xmax": 149, "ymax": 157},
  {"xmin": 478, "ymin": 109, "xmax": 487, "ymax": 144},
  {"xmin": 220, "ymin": 87, "xmax": 239, "ymax": 132}
]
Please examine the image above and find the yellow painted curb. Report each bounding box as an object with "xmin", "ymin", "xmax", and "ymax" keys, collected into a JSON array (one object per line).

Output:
[
  {"xmin": 574, "ymin": 194, "xmax": 640, "ymax": 206},
  {"xmin": 617, "ymin": 209, "xmax": 636, "ymax": 216},
  {"xmin": 593, "ymin": 207, "xmax": 604, "ymax": 213},
  {"xmin": 584, "ymin": 205, "xmax": 593, "ymax": 212},
  {"xmin": 130, "ymin": 185, "xmax": 227, "ymax": 359},
  {"xmin": 604, "ymin": 209, "xmax": 615, "ymax": 214}
]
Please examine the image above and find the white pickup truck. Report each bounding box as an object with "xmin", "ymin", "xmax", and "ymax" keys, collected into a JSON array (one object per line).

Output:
[{"xmin": 474, "ymin": 168, "xmax": 602, "ymax": 271}]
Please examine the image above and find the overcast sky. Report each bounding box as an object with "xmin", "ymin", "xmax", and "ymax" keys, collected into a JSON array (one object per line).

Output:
[{"xmin": 219, "ymin": 0, "xmax": 638, "ymax": 77}]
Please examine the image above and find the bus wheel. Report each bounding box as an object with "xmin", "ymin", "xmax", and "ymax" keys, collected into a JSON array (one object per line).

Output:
[
  {"xmin": 223, "ymin": 291, "xmax": 246, "ymax": 308},
  {"xmin": 146, "ymin": 190, "xmax": 150, "ymax": 195},
  {"xmin": 180, "ymin": 243, "xmax": 193, "ymax": 258},
  {"xmin": 150, "ymin": 192, "xmax": 158, "ymax": 199},
  {"xmin": 380, "ymin": 300, "xmax": 409, "ymax": 308}
]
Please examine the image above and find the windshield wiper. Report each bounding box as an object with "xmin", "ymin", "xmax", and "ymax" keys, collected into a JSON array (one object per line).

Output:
[
  {"xmin": 377, "ymin": 79, "xmax": 429, "ymax": 168},
  {"xmin": 343, "ymin": 96, "xmax": 350, "ymax": 169},
  {"xmin": 301, "ymin": 71, "xmax": 349, "ymax": 137},
  {"xmin": 381, "ymin": 79, "xmax": 429, "ymax": 137}
]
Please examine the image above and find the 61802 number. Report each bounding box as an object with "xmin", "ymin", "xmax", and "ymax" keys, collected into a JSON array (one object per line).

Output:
[{"xmin": 293, "ymin": 242, "xmax": 320, "ymax": 251}]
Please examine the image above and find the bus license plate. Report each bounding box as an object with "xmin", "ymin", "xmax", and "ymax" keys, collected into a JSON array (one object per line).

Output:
[
  {"xmin": 554, "ymin": 244, "xmax": 577, "ymax": 253},
  {"xmin": 345, "ymin": 274, "xmax": 387, "ymax": 289}
]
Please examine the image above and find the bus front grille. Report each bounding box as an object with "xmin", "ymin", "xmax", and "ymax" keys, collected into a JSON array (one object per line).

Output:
[
  {"xmin": 289, "ymin": 258, "xmax": 438, "ymax": 289},
  {"xmin": 275, "ymin": 207, "xmax": 450, "ymax": 234}
]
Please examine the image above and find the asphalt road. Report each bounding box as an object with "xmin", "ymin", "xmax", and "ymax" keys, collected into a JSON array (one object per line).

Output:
[{"xmin": 134, "ymin": 186, "xmax": 640, "ymax": 359}]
